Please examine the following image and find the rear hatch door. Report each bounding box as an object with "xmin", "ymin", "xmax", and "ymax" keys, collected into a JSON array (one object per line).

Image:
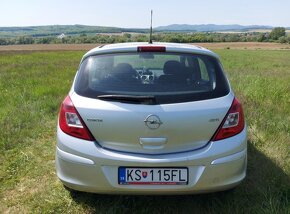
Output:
[{"xmin": 71, "ymin": 92, "xmax": 233, "ymax": 154}]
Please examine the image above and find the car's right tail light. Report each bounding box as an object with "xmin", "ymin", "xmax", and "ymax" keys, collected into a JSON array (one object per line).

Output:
[
  {"xmin": 59, "ymin": 95, "xmax": 95, "ymax": 141},
  {"xmin": 212, "ymin": 97, "xmax": 245, "ymax": 141}
]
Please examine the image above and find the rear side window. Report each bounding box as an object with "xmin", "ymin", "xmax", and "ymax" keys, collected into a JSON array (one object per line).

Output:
[
  {"xmin": 75, "ymin": 52, "xmax": 229, "ymax": 104},
  {"xmin": 198, "ymin": 59, "xmax": 209, "ymax": 81}
]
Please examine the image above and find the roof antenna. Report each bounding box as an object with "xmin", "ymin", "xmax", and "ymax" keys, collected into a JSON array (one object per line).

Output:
[{"xmin": 149, "ymin": 10, "xmax": 153, "ymax": 44}]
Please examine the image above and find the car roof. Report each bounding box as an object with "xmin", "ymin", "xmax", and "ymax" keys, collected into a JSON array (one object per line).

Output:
[{"xmin": 82, "ymin": 42, "xmax": 219, "ymax": 62}]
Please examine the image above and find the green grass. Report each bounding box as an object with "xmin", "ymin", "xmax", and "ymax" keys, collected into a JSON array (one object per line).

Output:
[{"xmin": 0, "ymin": 49, "xmax": 289, "ymax": 213}]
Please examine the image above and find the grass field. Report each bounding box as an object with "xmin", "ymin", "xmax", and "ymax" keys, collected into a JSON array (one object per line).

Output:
[{"xmin": 0, "ymin": 47, "xmax": 289, "ymax": 213}]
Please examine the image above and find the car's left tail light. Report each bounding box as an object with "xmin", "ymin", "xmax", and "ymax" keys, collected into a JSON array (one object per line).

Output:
[
  {"xmin": 212, "ymin": 97, "xmax": 245, "ymax": 141},
  {"xmin": 59, "ymin": 96, "xmax": 95, "ymax": 141}
]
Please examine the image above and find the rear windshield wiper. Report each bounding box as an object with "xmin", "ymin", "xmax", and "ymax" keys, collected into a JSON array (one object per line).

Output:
[{"xmin": 97, "ymin": 94, "xmax": 156, "ymax": 105}]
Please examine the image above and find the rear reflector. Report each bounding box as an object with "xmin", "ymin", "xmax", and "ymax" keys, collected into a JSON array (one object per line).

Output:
[
  {"xmin": 137, "ymin": 46, "xmax": 166, "ymax": 52},
  {"xmin": 59, "ymin": 96, "xmax": 95, "ymax": 141},
  {"xmin": 212, "ymin": 97, "xmax": 245, "ymax": 141}
]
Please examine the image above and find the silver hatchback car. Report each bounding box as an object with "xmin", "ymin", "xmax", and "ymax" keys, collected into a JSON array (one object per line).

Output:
[{"xmin": 56, "ymin": 42, "xmax": 247, "ymax": 194}]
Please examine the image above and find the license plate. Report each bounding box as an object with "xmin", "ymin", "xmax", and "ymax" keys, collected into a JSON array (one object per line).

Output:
[{"xmin": 118, "ymin": 167, "xmax": 188, "ymax": 185}]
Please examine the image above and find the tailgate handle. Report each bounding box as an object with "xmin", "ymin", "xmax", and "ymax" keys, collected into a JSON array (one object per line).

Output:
[{"xmin": 139, "ymin": 137, "xmax": 167, "ymax": 150}]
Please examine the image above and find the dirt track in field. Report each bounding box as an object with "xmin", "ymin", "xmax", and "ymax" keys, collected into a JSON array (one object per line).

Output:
[
  {"xmin": 195, "ymin": 42, "xmax": 290, "ymax": 50},
  {"xmin": 0, "ymin": 42, "xmax": 289, "ymax": 52}
]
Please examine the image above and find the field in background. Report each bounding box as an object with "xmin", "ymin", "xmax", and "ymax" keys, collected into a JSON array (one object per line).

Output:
[
  {"xmin": 0, "ymin": 47, "xmax": 289, "ymax": 213},
  {"xmin": 0, "ymin": 42, "xmax": 290, "ymax": 52}
]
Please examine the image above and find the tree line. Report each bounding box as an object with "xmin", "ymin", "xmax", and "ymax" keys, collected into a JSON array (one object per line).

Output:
[{"xmin": 0, "ymin": 27, "xmax": 288, "ymax": 45}]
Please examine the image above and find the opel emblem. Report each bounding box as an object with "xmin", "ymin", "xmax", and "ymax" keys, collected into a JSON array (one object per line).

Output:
[{"xmin": 144, "ymin": 114, "xmax": 163, "ymax": 129}]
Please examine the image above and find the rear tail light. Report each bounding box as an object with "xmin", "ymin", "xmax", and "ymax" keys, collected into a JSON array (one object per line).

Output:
[
  {"xmin": 212, "ymin": 97, "xmax": 245, "ymax": 141},
  {"xmin": 137, "ymin": 46, "xmax": 166, "ymax": 52},
  {"xmin": 59, "ymin": 96, "xmax": 95, "ymax": 141}
]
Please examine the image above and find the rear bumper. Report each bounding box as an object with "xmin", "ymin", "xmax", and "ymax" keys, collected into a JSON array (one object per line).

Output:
[{"xmin": 56, "ymin": 127, "xmax": 247, "ymax": 194}]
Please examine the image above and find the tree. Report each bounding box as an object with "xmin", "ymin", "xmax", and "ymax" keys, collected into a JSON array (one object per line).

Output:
[
  {"xmin": 123, "ymin": 33, "xmax": 131, "ymax": 39},
  {"xmin": 269, "ymin": 27, "xmax": 286, "ymax": 40},
  {"xmin": 257, "ymin": 33, "xmax": 267, "ymax": 42}
]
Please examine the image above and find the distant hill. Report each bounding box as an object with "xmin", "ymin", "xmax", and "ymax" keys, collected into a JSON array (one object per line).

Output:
[
  {"xmin": 0, "ymin": 24, "xmax": 288, "ymax": 38},
  {"xmin": 154, "ymin": 24, "xmax": 273, "ymax": 32},
  {"xmin": 0, "ymin": 25, "xmax": 147, "ymax": 38}
]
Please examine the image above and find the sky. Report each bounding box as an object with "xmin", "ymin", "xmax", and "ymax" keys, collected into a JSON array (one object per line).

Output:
[{"xmin": 1, "ymin": 0, "xmax": 290, "ymax": 28}]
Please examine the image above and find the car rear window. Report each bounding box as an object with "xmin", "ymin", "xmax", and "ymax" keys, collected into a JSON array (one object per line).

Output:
[{"xmin": 74, "ymin": 52, "xmax": 230, "ymax": 104}]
